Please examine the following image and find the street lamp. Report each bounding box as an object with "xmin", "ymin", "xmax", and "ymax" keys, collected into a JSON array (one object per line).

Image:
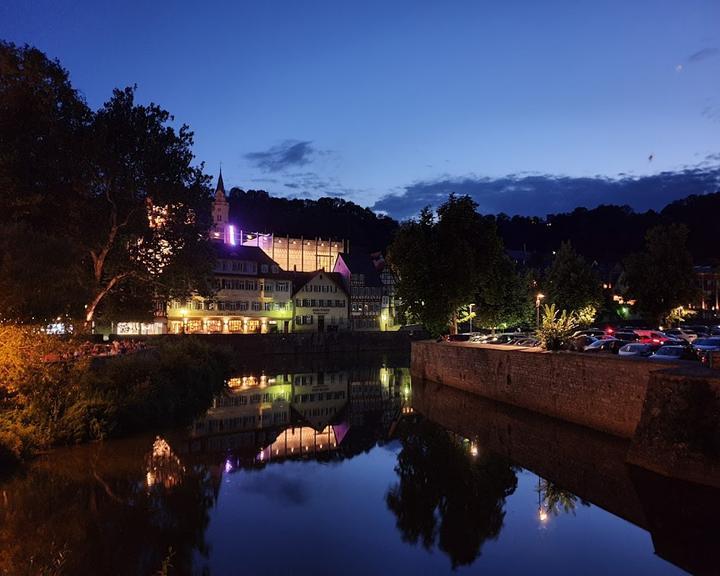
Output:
[
  {"xmin": 467, "ymin": 303, "xmax": 475, "ymax": 333},
  {"xmin": 535, "ymin": 293, "xmax": 545, "ymax": 328}
]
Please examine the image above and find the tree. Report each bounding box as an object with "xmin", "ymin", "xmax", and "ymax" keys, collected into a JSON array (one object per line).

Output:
[
  {"xmin": 388, "ymin": 195, "xmax": 504, "ymax": 335},
  {"xmin": 80, "ymin": 86, "xmax": 214, "ymax": 325},
  {"xmin": 0, "ymin": 42, "xmax": 92, "ymax": 320},
  {"xmin": 0, "ymin": 43, "xmax": 215, "ymax": 326},
  {"xmin": 475, "ymin": 256, "xmax": 532, "ymax": 331},
  {"xmin": 623, "ymin": 224, "xmax": 699, "ymax": 326},
  {"xmin": 544, "ymin": 241, "xmax": 601, "ymax": 315}
]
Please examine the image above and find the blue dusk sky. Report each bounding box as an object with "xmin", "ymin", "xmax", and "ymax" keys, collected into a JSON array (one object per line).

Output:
[{"xmin": 2, "ymin": 0, "xmax": 719, "ymax": 219}]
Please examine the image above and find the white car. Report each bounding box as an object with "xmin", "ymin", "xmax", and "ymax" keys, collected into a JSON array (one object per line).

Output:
[{"xmin": 664, "ymin": 328, "xmax": 698, "ymax": 342}]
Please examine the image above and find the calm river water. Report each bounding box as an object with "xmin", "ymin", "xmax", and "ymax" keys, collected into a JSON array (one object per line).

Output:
[{"xmin": 1, "ymin": 354, "xmax": 716, "ymax": 575}]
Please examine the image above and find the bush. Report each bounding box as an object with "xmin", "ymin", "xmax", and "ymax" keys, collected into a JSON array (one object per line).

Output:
[
  {"xmin": 536, "ymin": 304, "xmax": 578, "ymax": 351},
  {"xmin": 0, "ymin": 330, "xmax": 232, "ymax": 465}
]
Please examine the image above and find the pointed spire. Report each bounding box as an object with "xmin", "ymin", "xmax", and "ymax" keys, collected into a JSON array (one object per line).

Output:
[{"xmin": 215, "ymin": 167, "xmax": 226, "ymax": 202}]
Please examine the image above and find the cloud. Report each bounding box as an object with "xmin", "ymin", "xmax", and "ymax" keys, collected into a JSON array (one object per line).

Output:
[
  {"xmin": 372, "ymin": 165, "xmax": 720, "ymax": 220},
  {"xmin": 280, "ymin": 171, "xmax": 357, "ymax": 199},
  {"xmin": 240, "ymin": 470, "xmax": 310, "ymax": 506},
  {"xmin": 687, "ymin": 47, "xmax": 719, "ymax": 63},
  {"xmin": 245, "ymin": 140, "xmax": 316, "ymax": 172}
]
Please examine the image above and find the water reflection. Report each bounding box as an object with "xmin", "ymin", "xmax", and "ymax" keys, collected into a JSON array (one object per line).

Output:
[
  {"xmin": 0, "ymin": 362, "xmax": 718, "ymax": 575},
  {"xmin": 187, "ymin": 366, "xmax": 410, "ymax": 468},
  {"xmin": 386, "ymin": 417, "xmax": 517, "ymax": 569}
]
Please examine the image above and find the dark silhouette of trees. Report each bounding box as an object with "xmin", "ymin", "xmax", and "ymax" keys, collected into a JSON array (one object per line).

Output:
[
  {"xmin": 228, "ymin": 188, "xmax": 398, "ymax": 252},
  {"xmin": 623, "ymin": 224, "xmax": 699, "ymax": 325},
  {"xmin": 388, "ymin": 195, "xmax": 506, "ymax": 334},
  {"xmin": 544, "ymin": 241, "xmax": 602, "ymax": 314},
  {"xmin": 0, "ymin": 43, "xmax": 214, "ymax": 326}
]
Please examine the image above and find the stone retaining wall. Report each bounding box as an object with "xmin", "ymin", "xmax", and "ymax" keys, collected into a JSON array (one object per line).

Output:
[{"xmin": 411, "ymin": 341, "xmax": 678, "ymax": 438}]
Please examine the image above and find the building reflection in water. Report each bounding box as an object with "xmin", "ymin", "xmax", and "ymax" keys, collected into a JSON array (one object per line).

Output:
[
  {"xmin": 189, "ymin": 365, "xmax": 411, "ymax": 469},
  {"xmin": 145, "ymin": 436, "xmax": 185, "ymax": 489}
]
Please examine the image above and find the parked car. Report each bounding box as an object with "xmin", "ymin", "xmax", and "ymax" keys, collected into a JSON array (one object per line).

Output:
[
  {"xmin": 634, "ymin": 330, "xmax": 672, "ymax": 344},
  {"xmin": 618, "ymin": 343, "xmax": 656, "ymax": 357},
  {"xmin": 571, "ymin": 329, "xmax": 607, "ymax": 339},
  {"xmin": 649, "ymin": 346, "xmax": 694, "ymax": 361},
  {"xmin": 568, "ymin": 334, "xmax": 597, "ymax": 351},
  {"xmin": 584, "ymin": 338, "xmax": 623, "ymax": 354},
  {"xmin": 663, "ymin": 328, "xmax": 698, "ymax": 342},
  {"xmin": 613, "ymin": 331, "xmax": 641, "ymax": 342},
  {"xmin": 691, "ymin": 337, "xmax": 720, "ymax": 361}
]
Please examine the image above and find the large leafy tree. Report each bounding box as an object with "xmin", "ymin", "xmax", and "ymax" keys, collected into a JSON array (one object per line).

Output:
[
  {"xmin": 388, "ymin": 195, "xmax": 504, "ymax": 335},
  {"xmin": 0, "ymin": 42, "xmax": 92, "ymax": 319},
  {"xmin": 544, "ymin": 241, "xmax": 602, "ymax": 314},
  {"xmin": 623, "ymin": 224, "xmax": 699, "ymax": 326},
  {"xmin": 475, "ymin": 256, "xmax": 532, "ymax": 331},
  {"xmin": 80, "ymin": 87, "xmax": 214, "ymax": 324},
  {"xmin": 0, "ymin": 42, "xmax": 214, "ymax": 326}
]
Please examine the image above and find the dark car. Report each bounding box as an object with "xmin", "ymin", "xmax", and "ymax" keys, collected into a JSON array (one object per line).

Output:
[
  {"xmin": 613, "ymin": 331, "xmax": 640, "ymax": 342},
  {"xmin": 584, "ymin": 338, "xmax": 623, "ymax": 354},
  {"xmin": 568, "ymin": 334, "xmax": 597, "ymax": 352}
]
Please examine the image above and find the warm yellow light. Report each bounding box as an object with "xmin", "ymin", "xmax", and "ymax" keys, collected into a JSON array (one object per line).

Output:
[{"xmin": 538, "ymin": 508, "xmax": 549, "ymax": 523}]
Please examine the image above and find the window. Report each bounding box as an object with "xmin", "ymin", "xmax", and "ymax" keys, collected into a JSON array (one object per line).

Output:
[
  {"xmin": 296, "ymin": 299, "xmax": 302, "ymax": 307},
  {"xmin": 264, "ymin": 302, "xmax": 273, "ymax": 311},
  {"xmin": 311, "ymin": 299, "xmax": 316, "ymax": 307},
  {"xmin": 238, "ymin": 301, "xmax": 249, "ymax": 311},
  {"xmin": 302, "ymin": 299, "xmax": 310, "ymax": 307},
  {"xmin": 261, "ymin": 264, "xmax": 268, "ymax": 273},
  {"xmin": 252, "ymin": 302, "xmax": 261, "ymax": 311}
]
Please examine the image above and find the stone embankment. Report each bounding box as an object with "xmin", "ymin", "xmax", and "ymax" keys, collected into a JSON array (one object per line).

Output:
[{"xmin": 411, "ymin": 341, "xmax": 720, "ymax": 488}]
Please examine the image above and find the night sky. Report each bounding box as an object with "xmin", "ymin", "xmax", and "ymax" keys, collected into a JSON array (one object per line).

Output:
[{"xmin": 2, "ymin": 0, "xmax": 719, "ymax": 219}]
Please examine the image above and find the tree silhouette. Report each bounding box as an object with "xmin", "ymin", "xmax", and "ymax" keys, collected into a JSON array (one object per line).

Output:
[{"xmin": 386, "ymin": 418, "xmax": 517, "ymax": 569}]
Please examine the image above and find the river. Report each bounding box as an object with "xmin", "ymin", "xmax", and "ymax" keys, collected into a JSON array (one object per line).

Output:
[{"xmin": 0, "ymin": 353, "xmax": 716, "ymax": 575}]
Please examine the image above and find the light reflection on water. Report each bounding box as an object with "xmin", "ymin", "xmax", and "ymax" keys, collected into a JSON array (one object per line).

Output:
[{"xmin": 0, "ymin": 359, "xmax": 715, "ymax": 575}]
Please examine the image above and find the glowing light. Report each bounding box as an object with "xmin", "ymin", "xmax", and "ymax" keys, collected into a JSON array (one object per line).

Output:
[
  {"xmin": 538, "ymin": 508, "xmax": 549, "ymax": 523},
  {"xmin": 225, "ymin": 459, "xmax": 233, "ymax": 473},
  {"xmin": 228, "ymin": 225, "xmax": 237, "ymax": 246}
]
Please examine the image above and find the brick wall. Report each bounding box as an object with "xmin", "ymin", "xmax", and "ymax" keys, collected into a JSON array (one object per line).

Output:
[{"xmin": 411, "ymin": 341, "xmax": 679, "ymax": 438}]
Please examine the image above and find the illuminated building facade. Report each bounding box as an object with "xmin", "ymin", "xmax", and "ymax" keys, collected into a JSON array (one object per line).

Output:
[
  {"xmin": 692, "ymin": 266, "xmax": 720, "ymax": 316},
  {"xmin": 242, "ymin": 234, "xmax": 347, "ymax": 273},
  {"xmin": 333, "ymin": 252, "xmax": 396, "ymax": 330},
  {"xmin": 167, "ymin": 244, "xmax": 295, "ymax": 334},
  {"xmin": 291, "ymin": 271, "xmax": 349, "ymax": 332}
]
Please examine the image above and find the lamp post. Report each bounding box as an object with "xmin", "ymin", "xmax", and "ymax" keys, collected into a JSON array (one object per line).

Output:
[
  {"xmin": 535, "ymin": 293, "xmax": 545, "ymax": 329},
  {"xmin": 467, "ymin": 303, "xmax": 475, "ymax": 333}
]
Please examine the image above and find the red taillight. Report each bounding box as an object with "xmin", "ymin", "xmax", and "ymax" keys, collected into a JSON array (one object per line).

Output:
[{"xmin": 652, "ymin": 338, "xmax": 660, "ymax": 343}]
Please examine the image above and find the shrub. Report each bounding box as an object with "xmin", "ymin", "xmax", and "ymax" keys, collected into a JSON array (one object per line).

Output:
[{"xmin": 536, "ymin": 304, "xmax": 578, "ymax": 351}]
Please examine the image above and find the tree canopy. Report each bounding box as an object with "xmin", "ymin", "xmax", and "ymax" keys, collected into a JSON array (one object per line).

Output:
[
  {"xmin": 623, "ymin": 224, "xmax": 699, "ymax": 326},
  {"xmin": 388, "ymin": 195, "xmax": 507, "ymax": 334},
  {"xmin": 0, "ymin": 42, "xmax": 214, "ymax": 326},
  {"xmin": 544, "ymin": 241, "xmax": 602, "ymax": 314}
]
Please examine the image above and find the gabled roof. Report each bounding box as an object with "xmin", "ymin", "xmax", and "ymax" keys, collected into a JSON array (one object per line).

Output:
[
  {"xmin": 335, "ymin": 252, "xmax": 383, "ymax": 287},
  {"xmin": 290, "ymin": 270, "xmax": 348, "ymax": 296}
]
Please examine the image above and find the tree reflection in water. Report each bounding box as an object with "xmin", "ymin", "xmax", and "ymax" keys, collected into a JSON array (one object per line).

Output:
[
  {"xmin": 386, "ymin": 416, "xmax": 518, "ymax": 569},
  {"xmin": 0, "ymin": 436, "xmax": 218, "ymax": 576},
  {"xmin": 537, "ymin": 478, "xmax": 589, "ymax": 519}
]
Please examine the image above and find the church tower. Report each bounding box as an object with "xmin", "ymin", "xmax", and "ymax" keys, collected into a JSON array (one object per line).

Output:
[{"xmin": 211, "ymin": 169, "xmax": 230, "ymax": 242}]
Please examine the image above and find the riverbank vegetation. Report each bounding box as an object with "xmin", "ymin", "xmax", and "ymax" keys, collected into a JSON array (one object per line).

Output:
[{"xmin": 0, "ymin": 325, "xmax": 232, "ymax": 467}]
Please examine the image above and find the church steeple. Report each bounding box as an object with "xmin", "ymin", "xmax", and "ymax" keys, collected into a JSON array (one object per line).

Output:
[
  {"xmin": 211, "ymin": 168, "xmax": 230, "ymax": 242},
  {"xmin": 215, "ymin": 168, "xmax": 226, "ymax": 202}
]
